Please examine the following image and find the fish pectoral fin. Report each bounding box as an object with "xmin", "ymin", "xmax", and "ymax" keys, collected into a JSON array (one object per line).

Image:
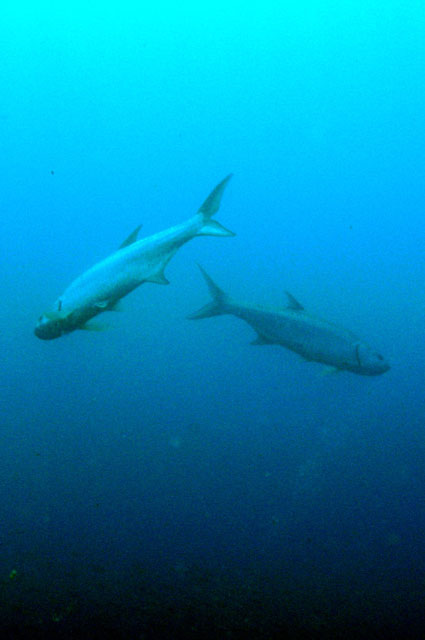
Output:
[
  {"xmin": 80, "ymin": 322, "xmax": 110, "ymax": 332},
  {"xmin": 251, "ymin": 333, "xmax": 275, "ymax": 345},
  {"xmin": 44, "ymin": 310, "xmax": 68, "ymax": 321},
  {"xmin": 94, "ymin": 299, "xmax": 124, "ymax": 311},
  {"xmin": 119, "ymin": 224, "xmax": 142, "ymax": 250}
]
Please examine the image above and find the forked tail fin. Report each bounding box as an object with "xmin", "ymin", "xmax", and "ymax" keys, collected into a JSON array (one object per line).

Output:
[
  {"xmin": 188, "ymin": 264, "xmax": 232, "ymax": 319},
  {"xmin": 196, "ymin": 174, "xmax": 235, "ymax": 238}
]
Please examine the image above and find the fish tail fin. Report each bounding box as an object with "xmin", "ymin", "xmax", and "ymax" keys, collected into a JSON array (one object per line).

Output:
[
  {"xmin": 188, "ymin": 264, "xmax": 232, "ymax": 319},
  {"xmin": 196, "ymin": 174, "xmax": 235, "ymax": 238}
]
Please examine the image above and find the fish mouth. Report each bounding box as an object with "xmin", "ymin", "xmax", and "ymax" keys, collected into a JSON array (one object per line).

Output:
[
  {"xmin": 366, "ymin": 362, "xmax": 391, "ymax": 376},
  {"xmin": 355, "ymin": 343, "xmax": 390, "ymax": 375},
  {"xmin": 379, "ymin": 362, "xmax": 391, "ymax": 374},
  {"xmin": 34, "ymin": 319, "xmax": 62, "ymax": 340},
  {"xmin": 34, "ymin": 325, "xmax": 55, "ymax": 340},
  {"xmin": 373, "ymin": 358, "xmax": 391, "ymax": 375}
]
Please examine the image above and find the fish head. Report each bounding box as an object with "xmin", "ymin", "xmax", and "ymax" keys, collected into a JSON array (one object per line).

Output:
[
  {"xmin": 352, "ymin": 342, "xmax": 390, "ymax": 376},
  {"xmin": 34, "ymin": 309, "xmax": 70, "ymax": 340}
]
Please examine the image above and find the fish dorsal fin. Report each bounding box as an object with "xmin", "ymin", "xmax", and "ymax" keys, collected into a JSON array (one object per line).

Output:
[
  {"xmin": 285, "ymin": 291, "xmax": 304, "ymax": 311},
  {"xmin": 119, "ymin": 224, "xmax": 142, "ymax": 250}
]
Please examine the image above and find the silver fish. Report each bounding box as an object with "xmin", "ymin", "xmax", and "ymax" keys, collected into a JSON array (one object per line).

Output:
[
  {"xmin": 189, "ymin": 265, "xmax": 390, "ymax": 376},
  {"xmin": 35, "ymin": 175, "xmax": 233, "ymax": 340}
]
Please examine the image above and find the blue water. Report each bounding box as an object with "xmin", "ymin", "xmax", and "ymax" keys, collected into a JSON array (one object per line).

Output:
[{"xmin": 2, "ymin": 2, "xmax": 425, "ymax": 637}]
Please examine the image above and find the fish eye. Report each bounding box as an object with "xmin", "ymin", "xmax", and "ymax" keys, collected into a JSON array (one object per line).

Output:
[{"xmin": 376, "ymin": 354, "xmax": 384, "ymax": 361}]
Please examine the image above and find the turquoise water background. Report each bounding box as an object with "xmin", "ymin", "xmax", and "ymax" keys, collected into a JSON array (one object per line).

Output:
[{"xmin": 1, "ymin": 2, "xmax": 424, "ymax": 637}]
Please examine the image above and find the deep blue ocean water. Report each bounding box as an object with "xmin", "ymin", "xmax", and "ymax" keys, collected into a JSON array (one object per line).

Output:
[{"xmin": 1, "ymin": 2, "xmax": 425, "ymax": 637}]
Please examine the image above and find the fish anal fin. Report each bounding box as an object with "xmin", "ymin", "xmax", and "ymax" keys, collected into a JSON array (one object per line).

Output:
[
  {"xmin": 145, "ymin": 271, "xmax": 170, "ymax": 285},
  {"xmin": 251, "ymin": 333, "xmax": 275, "ymax": 346},
  {"xmin": 320, "ymin": 366, "xmax": 341, "ymax": 376}
]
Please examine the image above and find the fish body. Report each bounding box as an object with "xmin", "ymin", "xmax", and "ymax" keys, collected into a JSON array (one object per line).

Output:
[
  {"xmin": 35, "ymin": 175, "xmax": 233, "ymax": 340},
  {"xmin": 189, "ymin": 266, "xmax": 390, "ymax": 376}
]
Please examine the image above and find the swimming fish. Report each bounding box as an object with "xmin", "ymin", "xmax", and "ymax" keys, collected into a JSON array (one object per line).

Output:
[
  {"xmin": 188, "ymin": 265, "xmax": 390, "ymax": 376},
  {"xmin": 35, "ymin": 175, "xmax": 234, "ymax": 340}
]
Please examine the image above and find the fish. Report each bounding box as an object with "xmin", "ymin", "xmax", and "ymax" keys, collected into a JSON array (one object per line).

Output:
[
  {"xmin": 34, "ymin": 175, "xmax": 234, "ymax": 340},
  {"xmin": 188, "ymin": 265, "xmax": 390, "ymax": 376}
]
